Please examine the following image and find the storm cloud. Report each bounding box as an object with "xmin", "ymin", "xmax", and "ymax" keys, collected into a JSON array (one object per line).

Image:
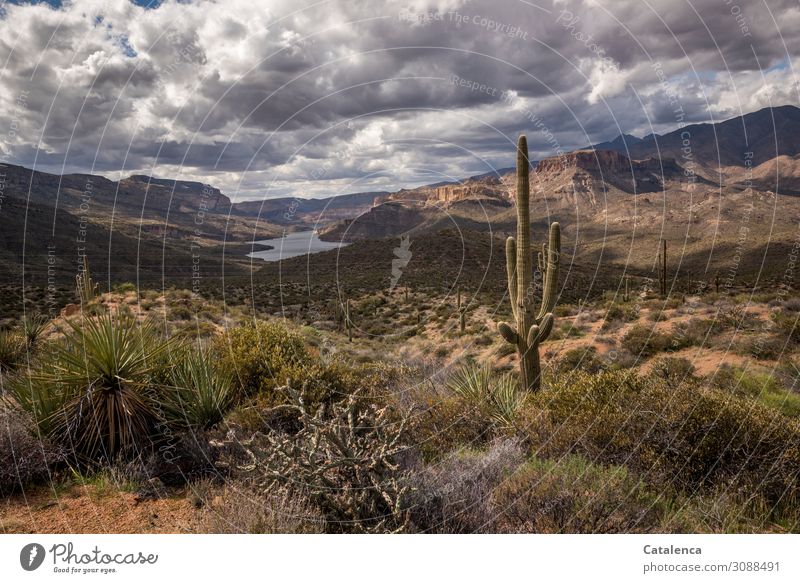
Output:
[{"xmin": 0, "ymin": 0, "xmax": 797, "ymax": 199}]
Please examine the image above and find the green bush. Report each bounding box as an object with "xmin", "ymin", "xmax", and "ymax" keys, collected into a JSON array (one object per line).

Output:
[
  {"xmin": 556, "ymin": 346, "xmax": 604, "ymax": 374},
  {"xmin": 621, "ymin": 325, "xmax": 670, "ymax": 357},
  {"xmin": 532, "ymin": 369, "xmax": 800, "ymax": 505},
  {"xmin": 215, "ymin": 321, "xmax": 308, "ymax": 397},
  {"xmin": 771, "ymin": 311, "xmax": 800, "ymax": 343},
  {"xmin": 492, "ymin": 454, "xmax": 667, "ymax": 533},
  {"xmin": 649, "ymin": 356, "xmax": 696, "ymax": 384},
  {"xmin": 710, "ymin": 365, "xmax": 800, "ymax": 417}
]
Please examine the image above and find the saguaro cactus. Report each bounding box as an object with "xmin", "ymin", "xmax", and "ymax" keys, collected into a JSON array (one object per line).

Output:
[
  {"xmin": 658, "ymin": 239, "xmax": 667, "ymax": 297},
  {"xmin": 76, "ymin": 255, "xmax": 99, "ymax": 305},
  {"xmin": 497, "ymin": 135, "xmax": 561, "ymax": 392},
  {"xmin": 345, "ymin": 298, "xmax": 353, "ymax": 342}
]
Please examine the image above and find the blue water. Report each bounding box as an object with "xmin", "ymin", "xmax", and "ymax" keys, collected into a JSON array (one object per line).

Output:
[{"xmin": 247, "ymin": 230, "xmax": 348, "ymax": 262}]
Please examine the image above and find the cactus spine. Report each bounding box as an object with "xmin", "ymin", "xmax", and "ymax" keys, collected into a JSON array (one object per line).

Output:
[
  {"xmin": 622, "ymin": 275, "xmax": 630, "ymax": 302},
  {"xmin": 76, "ymin": 255, "xmax": 99, "ymax": 305},
  {"xmin": 497, "ymin": 135, "xmax": 560, "ymax": 392}
]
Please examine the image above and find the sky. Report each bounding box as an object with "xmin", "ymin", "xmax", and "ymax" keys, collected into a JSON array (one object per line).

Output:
[{"xmin": 0, "ymin": 0, "xmax": 798, "ymax": 201}]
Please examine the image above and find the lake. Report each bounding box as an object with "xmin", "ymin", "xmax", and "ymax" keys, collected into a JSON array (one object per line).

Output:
[{"xmin": 247, "ymin": 230, "xmax": 348, "ymax": 262}]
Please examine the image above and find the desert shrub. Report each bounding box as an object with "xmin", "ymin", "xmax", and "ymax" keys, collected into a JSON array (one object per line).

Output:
[
  {"xmin": 621, "ymin": 325, "xmax": 671, "ymax": 357},
  {"xmin": 215, "ymin": 321, "xmax": 308, "ymax": 396},
  {"xmin": 113, "ymin": 282, "xmax": 137, "ymax": 293},
  {"xmin": 494, "ymin": 342, "xmax": 516, "ymax": 357},
  {"xmin": 221, "ymin": 382, "xmax": 412, "ymax": 533},
  {"xmin": 718, "ymin": 304, "xmax": 760, "ymax": 331},
  {"xmin": 6, "ymin": 312, "xmax": 174, "ymax": 462},
  {"xmin": 649, "ymin": 356, "xmax": 696, "ymax": 384},
  {"xmin": 550, "ymin": 321, "xmax": 584, "ymax": 340},
  {"xmin": 172, "ymin": 319, "xmax": 218, "ymax": 339},
  {"xmin": 556, "ymin": 346, "xmax": 604, "ymax": 374},
  {"xmin": 600, "ymin": 304, "xmax": 626, "ymax": 331},
  {"xmin": 491, "ymin": 454, "xmax": 667, "ymax": 533},
  {"xmin": 671, "ymin": 318, "xmax": 717, "ymax": 348},
  {"xmin": 406, "ymin": 439, "xmax": 525, "ymax": 533},
  {"xmin": 162, "ymin": 346, "xmax": 236, "ymax": 429},
  {"xmin": 783, "ymin": 298, "xmax": 800, "ymax": 312},
  {"xmin": 709, "ymin": 365, "xmax": 800, "ymax": 417},
  {"xmin": 554, "ymin": 304, "xmax": 578, "ymax": 317},
  {"xmin": 735, "ymin": 334, "xmax": 786, "ymax": 361},
  {"xmin": 533, "ymin": 369, "xmax": 800, "ymax": 505},
  {"xmin": 167, "ymin": 303, "xmax": 193, "ymax": 321},
  {"xmin": 408, "ymin": 394, "xmax": 495, "ymax": 461},
  {"xmin": 203, "ymin": 485, "xmax": 325, "ymax": 533},
  {"xmin": 772, "ymin": 311, "xmax": 800, "ymax": 343},
  {"xmin": 122, "ymin": 431, "xmax": 219, "ymax": 486},
  {"xmin": 448, "ymin": 362, "xmax": 527, "ymax": 425},
  {"xmin": 663, "ymin": 488, "xmax": 800, "ymax": 533},
  {"xmin": 0, "ymin": 409, "xmax": 64, "ymax": 494}
]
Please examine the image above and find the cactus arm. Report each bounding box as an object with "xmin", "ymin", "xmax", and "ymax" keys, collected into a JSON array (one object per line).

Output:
[
  {"xmin": 536, "ymin": 222, "xmax": 561, "ymax": 322},
  {"xmin": 505, "ymin": 236, "xmax": 518, "ymax": 320},
  {"xmin": 498, "ymin": 321, "xmax": 518, "ymax": 344},
  {"xmin": 526, "ymin": 324, "xmax": 539, "ymax": 347},
  {"xmin": 529, "ymin": 313, "xmax": 554, "ymax": 345}
]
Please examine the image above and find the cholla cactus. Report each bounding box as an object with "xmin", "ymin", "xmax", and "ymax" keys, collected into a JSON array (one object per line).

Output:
[
  {"xmin": 497, "ymin": 135, "xmax": 561, "ymax": 392},
  {"xmin": 76, "ymin": 255, "xmax": 99, "ymax": 305},
  {"xmin": 224, "ymin": 381, "xmax": 412, "ymax": 533}
]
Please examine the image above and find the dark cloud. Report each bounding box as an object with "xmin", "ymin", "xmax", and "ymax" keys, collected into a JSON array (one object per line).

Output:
[{"xmin": 0, "ymin": 0, "xmax": 797, "ymax": 199}]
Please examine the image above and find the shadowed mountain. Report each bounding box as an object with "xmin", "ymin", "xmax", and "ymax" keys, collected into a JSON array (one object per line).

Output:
[{"xmin": 596, "ymin": 105, "xmax": 800, "ymax": 173}]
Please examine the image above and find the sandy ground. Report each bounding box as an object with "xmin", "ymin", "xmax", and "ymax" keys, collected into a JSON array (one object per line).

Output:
[{"xmin": 0, "ymin": 484, "xmax": 207, "ymax": 534}]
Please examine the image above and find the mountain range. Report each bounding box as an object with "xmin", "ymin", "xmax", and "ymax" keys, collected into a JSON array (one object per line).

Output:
[{"xmin": 2, "ymin": 104, "xmax": 800, "ymax": 313}]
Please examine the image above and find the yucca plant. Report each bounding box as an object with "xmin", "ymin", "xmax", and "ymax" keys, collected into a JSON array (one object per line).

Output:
[
  {"xmin": 162, "ymin": 345, "xmax": 236, "ymax": 429},
  {"xmin": 448, "ymin": 361, "xmax": 494, "ymax": 403},
  {"xmin": 448, "ymin": 362, "xmax": 526, "ymax": 425},
  {"xmin": 21, "ymin": 313, "xmax": 50, "ymax": 347},
  {"xmin": 0, "ymin": 329, "xmax": 26, "ymax": 373},
  {"xmin": 487, "ymin": 372, "xmax": 527, "ymax": 425},
  {"xmin": 6, "ymin": 311, "xmax": 173, "ymax": 462}
]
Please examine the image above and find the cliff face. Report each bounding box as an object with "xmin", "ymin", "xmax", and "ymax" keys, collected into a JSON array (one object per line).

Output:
[
  {"xmin": 318, "ymin": 201, "xmax": 426, "ymax": 242},
  {"xmin": 387, "ymin": 173, "xmax": 512, "ymax": 207},
  {"xmin": 530, "ymin": 149, "xmax": 693, "ymax": 206}
]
